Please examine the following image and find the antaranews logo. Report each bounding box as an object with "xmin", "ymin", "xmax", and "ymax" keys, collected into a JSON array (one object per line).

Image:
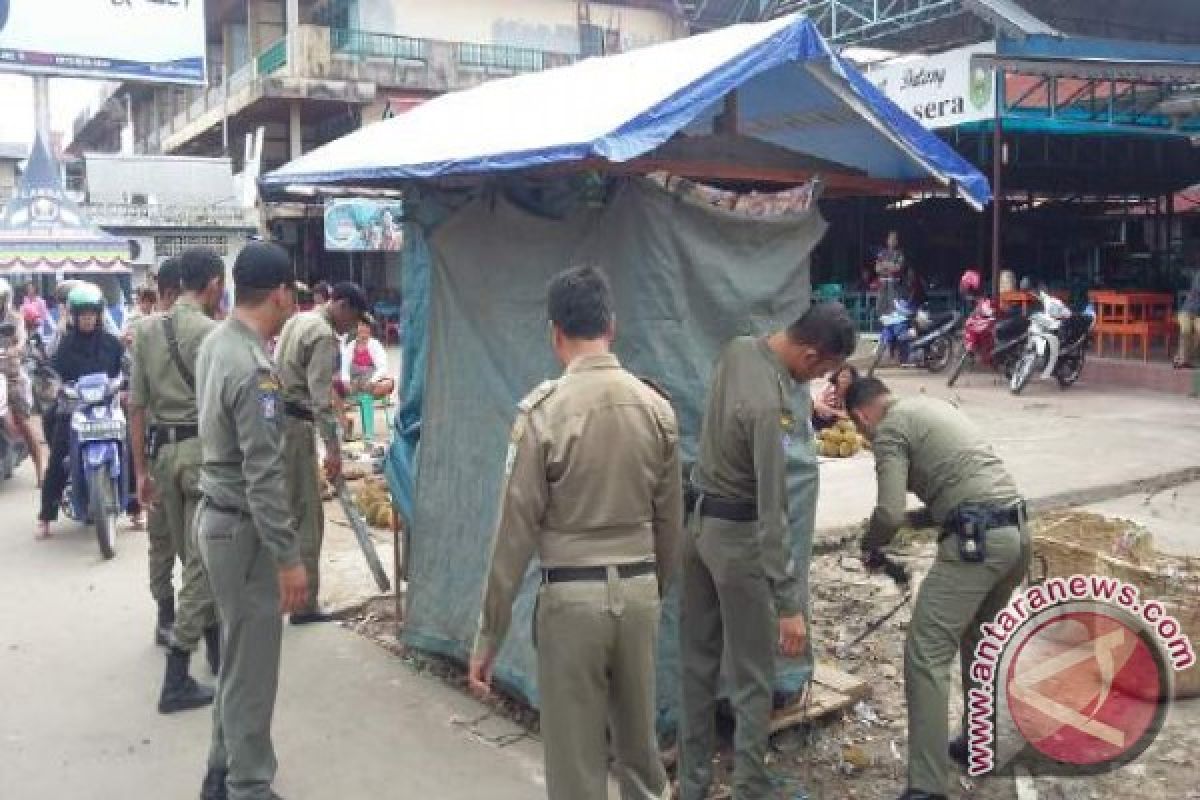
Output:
[{"xmin": 967, "ymin": 574, "xmax": 1195, "ymax": 778}]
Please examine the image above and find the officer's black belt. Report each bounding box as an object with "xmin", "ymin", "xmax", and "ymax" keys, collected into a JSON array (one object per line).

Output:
[
  {"xmin": 697, "ymin": 494, "xmax": 757, "ymax": 523},
  {"xmin": 542, "ymin": 562, "xmax": 657, "ymax": 583},
  {"xmin": 201, "ymin": 496, "xmax": 249, "ymax": 517},
  {"xmin": 150, "ymin": 424, "xmax": 198, "ymax": 445},
  {"xmin": 939, "ymin": 502, "xmax": 1024, "ymax": 541},
  {"xmin": 283, "ymin": 401, "xmax": 314, "ymax": 422}
]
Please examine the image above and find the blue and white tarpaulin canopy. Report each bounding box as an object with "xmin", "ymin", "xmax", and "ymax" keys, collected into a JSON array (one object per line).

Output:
[{"xmin": 265, "ymin": 14, "xmax": 991, "ymax": 209}]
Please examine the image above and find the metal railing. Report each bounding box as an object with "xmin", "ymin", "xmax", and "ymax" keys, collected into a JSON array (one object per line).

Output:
[
  {"xmin": 332, "ymin": 28, "xmax": 427, "ymax": 61},
  {"xmin": 257, "ymin": 38, "xmax": 288, "ymax": 75},
  {"xmin": 456, "ymin": 42, "xmax": 548, "ymax": 72}
]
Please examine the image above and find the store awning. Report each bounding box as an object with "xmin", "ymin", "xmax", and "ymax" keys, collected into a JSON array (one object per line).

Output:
[
  {"xmin": 975, "ymin": 34, "xmax": 1200, "ymax": 83},
  {"xmin": 0, "ymin": 134, "xmax": 131, "ymax": 275},
  {"xmin": 265, "ymin": 14, "xmax": 992, "ymax": 209}
]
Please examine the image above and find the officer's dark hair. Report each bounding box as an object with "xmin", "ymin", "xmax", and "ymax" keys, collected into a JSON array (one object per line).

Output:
[
  {"xmin": 546, "ymin": 266, "xmax": 613, "ymax": 340},
  {"xmin": 180, "ymin": 246, "xmax": 225, "ymax": 292},
  {"xmin": 155, "ymin": 257, "xmax": 183, "ymax": 293},
  {"xmin": 844, "ymin": 376, "xmax": 891, "ymax": 413},
  {"xmin": 828, "ymin": 363, "xmax": 859, "ymax": 386},
  {"xmin": 786, "ymin": 302, "xmax": 858, "ymax": 359}
]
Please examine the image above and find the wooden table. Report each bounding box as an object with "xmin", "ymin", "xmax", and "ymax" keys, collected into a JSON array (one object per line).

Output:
[
  {"xmin": 1088, "ymin": 290, "xmax": 1175, "ymax": 360},
  {"xmin": 997, "ymin": 289, "xmax": 1069, "ymax": 316}
]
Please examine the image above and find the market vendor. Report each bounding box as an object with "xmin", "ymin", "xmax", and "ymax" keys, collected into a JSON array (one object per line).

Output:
[
  {"xmin": 1176, "ymin": 269, "xmax": 1200, "ymax": 369},
  {"xmin": 875, "ymin": 230, "xmax": 905, "ymax": 314}
]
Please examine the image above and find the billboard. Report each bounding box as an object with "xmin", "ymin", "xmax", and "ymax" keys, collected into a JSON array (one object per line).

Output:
[
  {"xmin": 324, "ymin": 198, "xmax": 404, "ymax": 252},
  {"xmin": 867, "ymin": 43, "xmax": 996, "ymax": 130},
  {"xmin": 0, "ymin": 0, "xmax": 206, "ymax": 84}
]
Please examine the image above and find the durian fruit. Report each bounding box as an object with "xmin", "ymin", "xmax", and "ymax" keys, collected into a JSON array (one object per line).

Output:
[
  {"xmin": 838, "ymin": 441, "xmax": 854, "ymax": 458},
  {"xmin": 821, "ymin": 440, "xmax": 839, "ymax": 458}
]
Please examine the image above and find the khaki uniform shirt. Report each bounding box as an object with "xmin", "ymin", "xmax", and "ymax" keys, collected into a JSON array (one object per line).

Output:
[
  {"xmin": 474, "ymin": 353, "xmax": 684, "ymax": 654},
  {"xmin": 275, "ymin": 306, "xmax": 339, "ymax": 445},
  {"xmin": 196, "ymin": 317, "xmax": 299, "ymax": 568},
  {"xmin": 693, "ymin": 336, "xmax": 801, "ymax": 615},
  {"xmin": 864, "ymin": 395, "xmax": 1020, "ymax": 551},
  {"xmin": 129, "ymin": 296, "xmax": 217, "ymax": 425},
  {"xmin": 0, "ymin": 307, "xmax": 25, "ymax": 377}
]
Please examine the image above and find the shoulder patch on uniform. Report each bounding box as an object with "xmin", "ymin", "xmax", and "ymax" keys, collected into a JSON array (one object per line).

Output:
[
  {"xmin": 517, "ymin": 379, "xmax": 559, "ymax": 413},
  {"xmin": 255, "ymin": 363, "xmax": 282, "ymax": 416},
  {"xmin": 638, "ymin": 375, "xmax": 672, "ymax": 402}
]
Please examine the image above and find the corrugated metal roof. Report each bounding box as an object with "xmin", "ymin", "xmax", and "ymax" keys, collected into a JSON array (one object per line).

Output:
[
  {"xmin": 960, "ymin": 0, "xmax": 1060, "ymax": 37},
  {"xmin": 0, "ymin": 143, "xmax": 28, "ymax": 162}
]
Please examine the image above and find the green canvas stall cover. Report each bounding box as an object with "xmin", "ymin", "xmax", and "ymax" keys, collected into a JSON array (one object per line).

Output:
[{"xmin": 402, "ymin": 177, "xmax": 828, "ymax": 730}]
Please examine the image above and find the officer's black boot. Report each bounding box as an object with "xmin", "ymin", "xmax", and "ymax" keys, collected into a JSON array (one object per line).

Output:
[
  {"xmin": 897, "ymin": 791, "xmax": 948, "ymax": 800},
  {"xmin": 158, "ymin": 647, "xmax": 215, "ymax": 714},
  {"xmin": 948, "ymin": 734, "xmax": 968, "ymax": 768},
  {"xmin": 199, "ymin": 767, "xmax": 227, "ymax": 800},
  {"xmin": 203, "ymin": 625, "xmax": 220, "ymax": 675},
  {"xmin": 155, "ymin": 597, "xmax": 175, "ymax": 647}
]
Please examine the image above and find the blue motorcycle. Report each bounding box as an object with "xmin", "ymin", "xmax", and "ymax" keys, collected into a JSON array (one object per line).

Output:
[
  {"xmin": 60, "ymin": 373, "xmax": 128, "ymax": 559},
  {"xmin": 868, "ymin": 298, "xmax": 961, "ymax": 377}
]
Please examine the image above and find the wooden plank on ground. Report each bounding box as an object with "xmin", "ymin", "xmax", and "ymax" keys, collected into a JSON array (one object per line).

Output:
[
  {"xmin": 813, "ymin": 662, "xmax": 869, "ymax": 701},
  {"xmin": 769, "ymin": 663, "xmax": 868, "ymax": 734}
]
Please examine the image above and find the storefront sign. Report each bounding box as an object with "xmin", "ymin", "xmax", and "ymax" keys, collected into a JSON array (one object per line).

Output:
[
  {"xmin": 324, "ymin": 198, "xmax": 403, "ymax": 252},
  {"xmin": 868, "ymin": 43, "xmax": 996, "ymax": 130},
  {"xmin": 154, "ymin": 234, "xmax": 229, "ymax": 258}
]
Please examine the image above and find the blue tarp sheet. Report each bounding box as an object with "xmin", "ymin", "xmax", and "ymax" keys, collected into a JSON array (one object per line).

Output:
[{"xmin": 264, "ymin": 15, "xmax": 990, "ymax": 208}]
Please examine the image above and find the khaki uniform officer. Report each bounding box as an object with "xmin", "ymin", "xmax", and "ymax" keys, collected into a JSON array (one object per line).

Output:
[
  {"xmin": 469, "ymin": 266, "xmax": 684, "ymax": 800},
  {"xmin": 195, "ymin": 241, "xmax": 307, "ymax": 800},
  {"xmin": 129, "ymin": 257, "xmax": 183, "ymax": 644},
  {"xmin": 846, "ymin": 377, "xmax": 1028, "ymax": 800},
  {"xmin": 273, "ymin": 281, "xmax": 371, "ymax": 623},
  {"xmin": 679, "ymin": 303, "xmax": 857, "ymax": 800},
  {"xmin": 131, "ymin": 247, "xmax": 226, "ymax": 714}
]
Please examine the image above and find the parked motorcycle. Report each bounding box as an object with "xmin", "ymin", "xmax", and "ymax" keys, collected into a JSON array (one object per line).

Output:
[
  {"xmin": 946, "ymin": 298, "xmax": 1029, "ymax": 387},
  {"xmin": 1009, "ymin": 291, "xmax": 1096, "ymax": 395},
  {"xmin": 869, "ymin": 299, "xmax": 963, "ymax": 376},
  {"xmin": 60, "ymin": 372, "xmax": 128, "ymax": 559}
]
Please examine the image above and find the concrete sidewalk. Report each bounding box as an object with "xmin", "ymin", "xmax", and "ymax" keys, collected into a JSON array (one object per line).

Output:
[
  {"xmin": 0, "ymin": 464, "xmax": 545, "ymax": 800},
  {"xmin": 816, "ymin": 368, "xmax": 1200, "ymax": 555}
]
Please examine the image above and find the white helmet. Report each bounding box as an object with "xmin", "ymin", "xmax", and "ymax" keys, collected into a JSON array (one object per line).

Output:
[{"xmin": 0, "ymin": 278, "xmax": 11, "ymax": 310}]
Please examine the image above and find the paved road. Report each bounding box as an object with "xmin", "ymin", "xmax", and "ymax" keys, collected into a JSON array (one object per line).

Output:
[{"xmin": 0, "ymin": 465, "xmax": 545, "ymax": 800}]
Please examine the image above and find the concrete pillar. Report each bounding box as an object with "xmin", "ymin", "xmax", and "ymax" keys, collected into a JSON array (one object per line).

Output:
[
  {"xmin": 32, "ymin": 76, "xmax": 51, "ymax": 138},
  {"xmin": 289, "ymin": 101, "xmax": 303, "ymax": 159}
]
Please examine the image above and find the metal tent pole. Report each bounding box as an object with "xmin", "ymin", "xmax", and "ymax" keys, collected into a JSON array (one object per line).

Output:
[{"xmin": 990, "ymin": 68, "xmax": 1004, "ymax": 297}]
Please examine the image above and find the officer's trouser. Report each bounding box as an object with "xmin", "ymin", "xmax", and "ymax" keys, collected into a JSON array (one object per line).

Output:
[
  {"xmin": 156, "ymin": 437, "xmax": 216, "ymax": 650},
  {"xmin": 283, "ymin": 416, "xmax": 323, "ymax": 612},
  {"xmin": 146, "ymin": 500, "xmax": 175, "ymax": 603},
  {"xmin": 198, "ymin": 502, "xmax": 283, "ymax": 800},
  {"xmin": 679, "ymin": 516, "xmax": 776, "ymax": 800},
  {"xmin": 906, "ymin": 523, "xmax": 1030, "ymax": 795},
  {"xmin": 537, "ymin": 570, "xmax": 668, "ymax": 800}
]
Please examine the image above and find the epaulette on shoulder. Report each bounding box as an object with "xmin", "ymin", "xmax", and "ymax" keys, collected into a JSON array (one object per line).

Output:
[
  {"xmin": 638, "ymin": 375, "xmax": 672, "ymax": 402},
  {"xmin": 518, "ymin": 379, "xmax": 560, "ymax": 413}
]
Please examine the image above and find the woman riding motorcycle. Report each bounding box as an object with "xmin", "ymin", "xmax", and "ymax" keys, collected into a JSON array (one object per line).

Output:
[
  {"xmin": 0, "ymin": 279, "xmax": 44, "ymax": 483},
  {"xmin": 36, "ymin": 285, "xmax": 124, "ymax": 539}
]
